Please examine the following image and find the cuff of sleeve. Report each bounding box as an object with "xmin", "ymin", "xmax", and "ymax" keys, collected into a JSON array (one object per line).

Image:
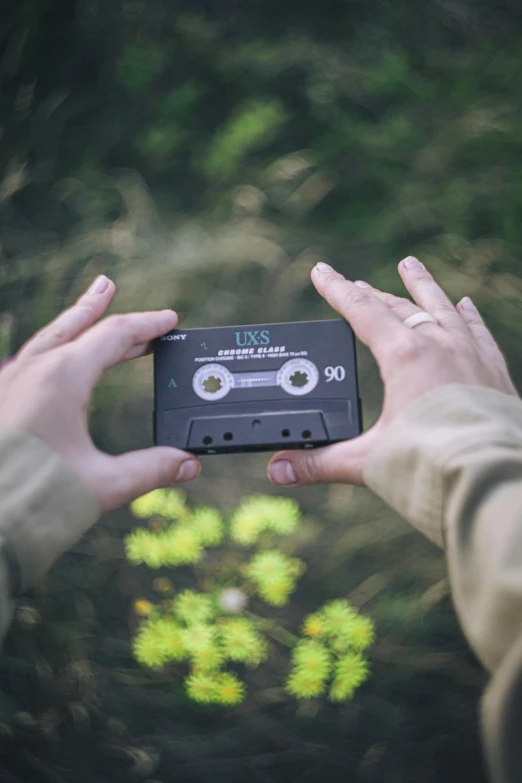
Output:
[
  {"xmin": 0, "ymin": 428, "xmax": 101, "ymax": 590},
  {"xmin": 361, "ymin": 384, "xmax": 522, "ymax": 548}
]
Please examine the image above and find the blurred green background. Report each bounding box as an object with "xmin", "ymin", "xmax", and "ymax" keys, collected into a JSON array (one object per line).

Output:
[{"xmin": 1, "ymin": 0, "xmax": 522, "ymax": 780}]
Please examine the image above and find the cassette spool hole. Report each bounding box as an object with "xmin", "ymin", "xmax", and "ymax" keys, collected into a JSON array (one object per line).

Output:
[
  {"xmin": 289, "ymin": 370, "xmax": 309, "ymax": 388},
  {"xmin": 202, "ymin": 376, "xmax": 223, "ymax": 394},
  {"xmin": 302, "ymin": 429, "xmax": 312, "ymax": 439},
  {"xmin": 282, "ymin": 428, "xmax": 291, "ymax": 437},
  {"xmin": 223, "ymin": 432, "xmax": 233, "ymax": 441},
  {"xmin": 203, "ymin": 436, "xmax": 213, "ymax": 445}
]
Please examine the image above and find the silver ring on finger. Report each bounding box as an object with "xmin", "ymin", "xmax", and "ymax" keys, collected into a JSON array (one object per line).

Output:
[{"xmin": 403, "ymin": 311, "xmax": 438, "ymax": 329}]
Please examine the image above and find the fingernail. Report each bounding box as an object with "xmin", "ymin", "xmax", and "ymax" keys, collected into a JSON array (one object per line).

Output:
[
  {"xmin": 89, "ymin": 275, "xmax": 110, "ymax": 295},
  {"xmin": 354, "ymin": 280, "xmax": 370, "ymax": 288},
  {"xmin": 175, "ymin": 459, "xmax": 200, "ymax": 483},
  {"xmin": 402, "ymin": 256, "xmax": 423, "ymax": 270},
  {"xmin": 314, "ymin": 262, "xmax": 334, "ymax": 274},
  {"xmin": 268, "ymin": 460, "xmax": 297, "ymax": 486},
  {"xmin": 460, "ymin": 296, "xmax": 476, "ymax": 312}
]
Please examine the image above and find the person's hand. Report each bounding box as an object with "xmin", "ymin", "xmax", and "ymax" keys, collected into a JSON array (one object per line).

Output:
[
  {"xmin": 0, "ymin": 275, "xmax": 200, "ymax": 510},
  {"xmin": 267, "ymin": 256, "xmax": 519, "ymax": 488}
]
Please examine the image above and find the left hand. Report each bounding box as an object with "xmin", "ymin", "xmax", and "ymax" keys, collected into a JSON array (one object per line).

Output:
[{"xmin": 0, "ymin": 276, "xmax": 201, "ymax": 510}]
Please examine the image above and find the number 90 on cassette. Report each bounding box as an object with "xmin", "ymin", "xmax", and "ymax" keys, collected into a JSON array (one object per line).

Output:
[{"xmin": 154, "ymin": 319, "xmax": 362, "ymax": 455}]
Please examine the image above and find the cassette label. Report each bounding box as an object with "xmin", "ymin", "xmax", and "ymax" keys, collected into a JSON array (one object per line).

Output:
[{"xmin": 154, "ymin": 320, "xmax": 362, "ymax": 454}]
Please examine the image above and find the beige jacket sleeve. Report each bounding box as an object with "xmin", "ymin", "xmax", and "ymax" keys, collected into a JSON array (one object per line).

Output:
[
  {"xmin": 363, "ymin": 383, "xmax": 522, "ymax": 783},
  {"xmin": 0, "ymin": 428, "xmax": 99, "ymax": 642}
]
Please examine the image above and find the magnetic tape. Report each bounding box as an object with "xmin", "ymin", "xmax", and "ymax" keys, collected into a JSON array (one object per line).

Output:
[{"xmin": 154, "ymin": 320, "xmax": 362, "ymax": 455}]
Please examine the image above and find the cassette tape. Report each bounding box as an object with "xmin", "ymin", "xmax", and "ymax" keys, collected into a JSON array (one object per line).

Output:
[{"xmin": 154, "ymin": 319, "xmax": 362, "ymax": 455}]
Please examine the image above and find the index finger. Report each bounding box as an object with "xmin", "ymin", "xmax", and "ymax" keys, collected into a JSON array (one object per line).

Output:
[
  {"xmin": 72, "ymin": 309, "xmax": 178, "ymax": 384},
  {"xmin": 311, "ymin": 263, "xmax": 409, "ymax": 366}
]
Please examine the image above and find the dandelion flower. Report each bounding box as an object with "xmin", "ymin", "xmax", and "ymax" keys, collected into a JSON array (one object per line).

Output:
[
  {"xmin": 185, "ymin": 672, "xmax": 219, "ymax": 704},
  {"xmin": 130, "ymin": 490, "xmax": 165, "ymax": 519},
  {"xmin": 133, "ymin": 599, "xmax": 154, "ymax": 617},
  {"xmin": 291, "ymin": 640, "xmax": 331, "ymax": 679},
  {"xmin": 153, "ymin": 618, "xmax": 186, "ymax": 662},
  {"xmin": 172, "ymin": 590, "xmax": 215, "ymax": 625},
  {"xmin": 285, "ymin": 670, "xmax": 325, "ymax": 699},
  {"xmin": 231, "ymin": 495, "xmax": 300, "ymax": 544},
  {"xmin": 191, "ymin": 644, "xmax": 224, "ymax": 672},
  {"xmin": 247, "ymin": 550, "xmax": 301, "ymax": 586},
  {"xmin": 133, "ymin": 623, "xmax": 168, "ymax": 668},
  {"xmin": 214, "ymin": 673, "xmax": 246, "ymax": 706},
  {"xmin": 320, "ymin": 599, "xmax": 357, "ymax": 635},
  {"xmin": 302, "ymin": 613, "xmax": 326, "ymax": 638},
  {"xmin": 125, "ymin": 529, "xmax": 156, "ymax": 565},
  {"xmin": 190, "ymin": 507, "xmax": 224, "ymax": 546},
  {"xmin": 130, "ymin": 488, "xmax": 188, "ymax": 521},
  {"xmin": 258, "ymin": 578, "xmax": 292, "ymax": 607},
  {"xmin": 331, "ymin": 615, "xmax": 375, "ymax": 653},
  {"xmin": 164, "ymin": 527, "xmax": 203, "ymax": 565},
  {"xmin": 218, "ymin": 618, "xmax": 267, "ymax": 665},
  {"xmin": 329, "ymin": 653, "xmax": 371, "ymax": 702},
  {"xmin": 182, "ymin": 624, "xmax": 217, "ymax": 656}
]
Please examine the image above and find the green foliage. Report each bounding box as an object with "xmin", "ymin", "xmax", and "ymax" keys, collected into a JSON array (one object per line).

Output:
[
  {"xmin": 125, "ymin": 490, "xmax": 375, "ymax": 706},
  {"xmin": 203, "ymin": 100, "xmax": 287, "ymax": 179},
  {"xmin": 116, "ymin": 40, "xmax": 169, "ymax": 92}
]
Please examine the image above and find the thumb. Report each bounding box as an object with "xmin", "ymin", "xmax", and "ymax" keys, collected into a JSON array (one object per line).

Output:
[
  {"xmin": 267, "ymin": 427, "xmax": 380, "ymax": 488},
  {"xmin": 100, "ymin": 447, "xmax": 201, "ymax": 510}
]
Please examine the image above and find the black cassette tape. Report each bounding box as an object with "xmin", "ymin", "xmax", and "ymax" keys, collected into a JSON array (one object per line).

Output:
[{"xmin": 154, "ymin": 320, "xmax": 362, "ymax": 455}]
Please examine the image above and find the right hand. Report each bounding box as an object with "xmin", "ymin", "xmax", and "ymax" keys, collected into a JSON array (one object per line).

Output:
[{"xmin": 267, "ymin": 256, "xmax": 519, "ymax": 488}]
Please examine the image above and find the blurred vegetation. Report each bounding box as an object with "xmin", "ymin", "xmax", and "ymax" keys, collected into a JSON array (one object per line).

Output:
[
  {"xmin": 124, "ymin": 489, "xmax": 374, "ymax": 706},
  {"xmin": 1, "ymin": 0, "xmax": 522, "ymax": 780}
]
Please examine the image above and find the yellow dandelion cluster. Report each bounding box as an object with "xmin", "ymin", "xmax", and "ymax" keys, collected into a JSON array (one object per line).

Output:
[
  {"xmin": 230, "ymin": 495, "xmax": 300, "ymax": 545},
  {"xmin": 288, "ymin": 600, "xmax": 374, "ymax": 702},
  {"xmin": 185, "ymin": 671, "xmax": 245, "ymax": 706},
  {"xmin": 126, "ymin": 491, "xmax": 375, "ymax": 708},
  {"xmin": 247, "ymin": 550, "xmax": 305, "ymax": 607}
]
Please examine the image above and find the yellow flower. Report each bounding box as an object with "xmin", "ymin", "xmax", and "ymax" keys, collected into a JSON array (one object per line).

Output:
[
  {"xmin": 133, "ymin": 624, "xmax": 168, "ymax": 668},
  {"xmin": 133, "ymin": 599, "xmax": 154, "ymax": 617},
  {"xmin": 130, "ymin": 488, "xmax": 188, "ymax": 521},
  {"xmin": 291, "ymin": 641, "xmax": 331, "ymax": 679},
  {"xmin": 190, "ymin": 507, "xmax": 224, "ymax": 546},
  {"xmin": 164, "ymin": 527, "xmax": 203, "ymax": 565},
  {"xmin": 182, "ymin": 624, "xmax": 218, "ymax": 656},
  {"xmin": 328, "ymin": 653, "xmax": 371, "ymax": 702},
  {"xmin": 172, "ymin": 590, "xmax": 215, "ymax": 625},
  {"xmin": 185, "ymin": 672, "xmax": 219, "ymax": 704},
  {"xmin": 258, "ymin": 579, "xmax": 292, "ymax": 607},
  {"xmin": 230, "ymin": 495, "xmax": 300, "ymax": 544},
  {"xmin": 302, "ymin": 613, "xmax": 326, "ymax": 638},
  {"xmin": 191, "ymin": 644, "xmax": 224, "ymax": 672},
  {"xmin": 218, "ymin": 618, "xmax": 267, "ymax": 665},
  {"xmin": 155, "ymin": 619, "xmax": 186, "ymax": 662},
  {"xmin": 347, "ymin": 616, "xmax": 375, "ymax": 652},
  {"xmin": 285, "ymin": 670, "xmax": 325, "ymax": 699},
  {"xmin": 214, "ymin": 673, "xmax": 245, "ymax": 706}
]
